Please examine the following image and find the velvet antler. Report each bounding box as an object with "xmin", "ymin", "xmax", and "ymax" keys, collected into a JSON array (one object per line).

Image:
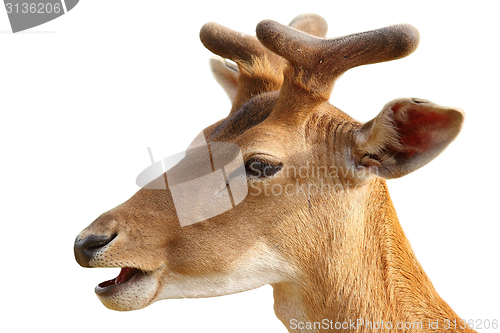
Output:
[
  {"xmin": 200, "ymin": 14, "xmax": 328, "ymax": 114},
  {"xmin": 256, "ymin": 20, "xmax": 420, "ymax": 115}
]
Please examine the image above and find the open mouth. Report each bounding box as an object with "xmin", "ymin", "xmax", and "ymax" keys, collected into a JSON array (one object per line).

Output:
[{"xmin": 95, "ymin": 267, "xmax": 146, "ymax": 295}]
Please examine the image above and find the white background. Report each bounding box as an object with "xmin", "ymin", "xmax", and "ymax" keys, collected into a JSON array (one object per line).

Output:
[{"xmin": 1, "ymin": 1, "xmax": 498, "ymax": 332}]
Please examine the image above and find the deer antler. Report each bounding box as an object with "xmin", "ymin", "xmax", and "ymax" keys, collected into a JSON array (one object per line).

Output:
[
  {"xmin": 200, "ymin": 14, "xmax": 328, "ymax": 114},
  {"xmin": 256, "ymin": 20, "xmax": 420, "ymax": 114}
]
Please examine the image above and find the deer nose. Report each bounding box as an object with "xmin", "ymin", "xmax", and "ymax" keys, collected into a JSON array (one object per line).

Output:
[{"xmin": 74, "ymin": 234, "xmax": 117, "ymax": 267}]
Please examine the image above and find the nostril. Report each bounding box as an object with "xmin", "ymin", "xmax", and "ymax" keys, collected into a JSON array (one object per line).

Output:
[
  {"xmin": 83, "ymin": 234, "xmax": 117, "ymax": 251},
  {"xmin": 74, "ymin": 233, "xmax": 117, "ymax": 267}
]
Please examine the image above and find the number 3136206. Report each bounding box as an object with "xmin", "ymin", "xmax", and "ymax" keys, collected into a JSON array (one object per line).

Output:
[
  {"xmin": 5, "ymin": 2, "xmax": 62, "ymax": 14},
  {"xmin": 444, "ymin": 319, "xmax": 498, "ymax": 330}
]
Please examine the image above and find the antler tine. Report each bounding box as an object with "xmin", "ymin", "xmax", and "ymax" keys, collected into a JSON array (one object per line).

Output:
[
  {"xmin": 256, "ymin": 20, "xmax": 420, "ymax": 100},
  {"xmin": 200, "ymin": 15, "xmax": 330, "ymax": 115},
  {"xmin": 200, "ymin": 22, "xmax": 275, "ymax": 64},
  {"xmin": 200, "ymin": 14, "xmax": 328, "ymax": 64},
  {"xmin": 200, "ymin": 22, "xmax": 284, "ymax": 115}
]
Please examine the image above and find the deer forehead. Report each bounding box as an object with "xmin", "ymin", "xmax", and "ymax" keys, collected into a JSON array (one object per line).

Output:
[{"xmin": 207, "ymin": 93, "xmax": 357, "ymax": 159}]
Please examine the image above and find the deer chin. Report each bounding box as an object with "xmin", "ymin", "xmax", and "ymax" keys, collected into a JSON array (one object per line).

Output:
[{"xmin": 94, "ymin": 266, "xmax": 163, "ymax": 311}]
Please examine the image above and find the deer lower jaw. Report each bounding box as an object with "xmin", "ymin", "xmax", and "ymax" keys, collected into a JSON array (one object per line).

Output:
[{"xmin": 94, "ymin": 266, "xmax": 162, "ymax": 311}]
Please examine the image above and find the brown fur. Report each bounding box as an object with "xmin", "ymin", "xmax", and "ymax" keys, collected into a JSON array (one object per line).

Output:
[{"xmin": 75, "ymin": 14, "xmax": 471, "ymax": 332}]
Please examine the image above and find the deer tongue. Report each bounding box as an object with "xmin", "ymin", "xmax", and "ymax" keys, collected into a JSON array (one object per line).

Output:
[{"xmin": 98, "ymin": 267, "xmax": 139, "ymax": 288}]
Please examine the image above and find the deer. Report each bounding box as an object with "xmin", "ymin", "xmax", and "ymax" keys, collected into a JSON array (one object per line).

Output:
[{"xmin": 74, "ymin": 14, "xmax": 474, "ymax": 333}]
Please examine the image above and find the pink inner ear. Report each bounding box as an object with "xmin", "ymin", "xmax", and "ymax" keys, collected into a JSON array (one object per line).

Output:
[
  {"xmin": 358, "ymin": 98, "xmax": 463, "ymax": 178},
  {"xmin": 392, "ymin": 105, "xmax": 454, "ymax": 157}
]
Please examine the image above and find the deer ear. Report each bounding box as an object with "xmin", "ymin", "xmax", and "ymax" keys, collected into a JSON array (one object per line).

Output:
[
  {"xmin": 209, "ymin": 57, "xmax": 239, "ymax": 102},
  {"xmin": 353, "ymin": 98, "xmax": 464, "ymax": 179}
]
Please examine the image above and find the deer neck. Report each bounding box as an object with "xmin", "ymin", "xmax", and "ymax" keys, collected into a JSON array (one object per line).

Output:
[{"xmin": 272, "ymin": 177, "xmax": 467, "ymax": 333}]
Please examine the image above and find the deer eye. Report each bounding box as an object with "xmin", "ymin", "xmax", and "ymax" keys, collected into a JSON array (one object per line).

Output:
[{"xmin": 244, "ymin": 158, "xmax": 282, "ymax": 178}]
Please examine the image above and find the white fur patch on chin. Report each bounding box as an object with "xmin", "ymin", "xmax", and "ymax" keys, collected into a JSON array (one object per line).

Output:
[
  {"xmin": 156, "ymin": 242, "xmax": 295, "ymax": 300},
  {"xmin": 97, "ymin": 271, "xmax": 159, "ymax": 311}
]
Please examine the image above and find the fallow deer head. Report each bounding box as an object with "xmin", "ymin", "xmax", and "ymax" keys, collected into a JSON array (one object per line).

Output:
[{"xmin": 75, "ymin": 14, "xmax": 467, "ymax": 332}]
